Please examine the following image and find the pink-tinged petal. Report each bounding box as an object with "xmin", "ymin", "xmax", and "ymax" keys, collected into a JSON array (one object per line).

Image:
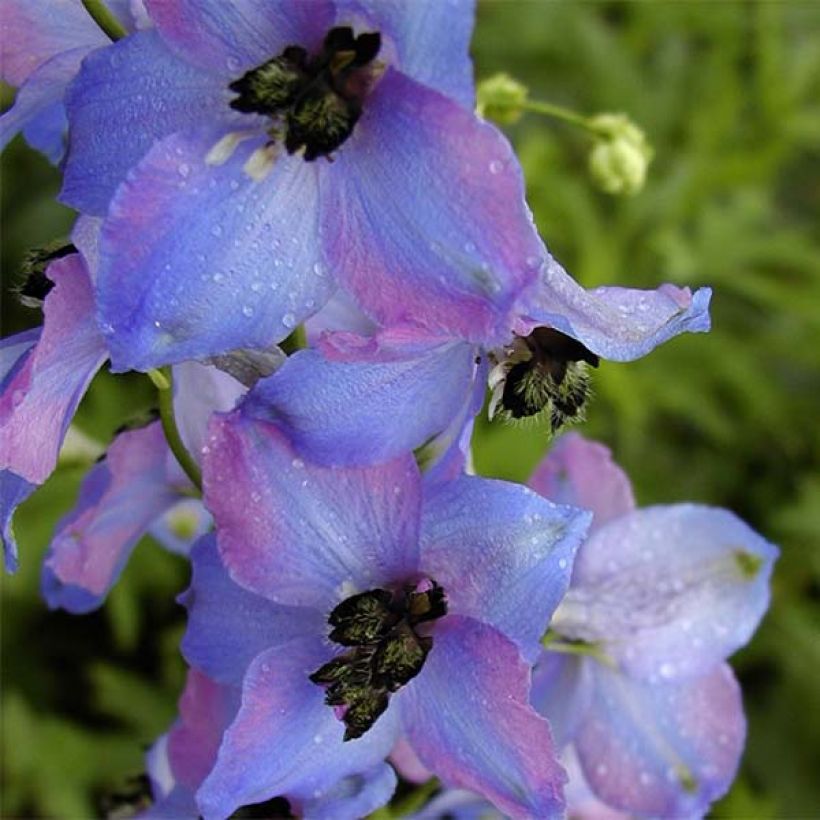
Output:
[
  {"xmin": 203, "ymin": 412, "xmax": 421, "ymax": 608},
  {"xmin": 529, "ymin": 433, "xmax": 635, "ymax": 532},
  {"xmin": 0, "ymin": 0, "xmax": 105, "ymax": 86},
  {"xmin": 576, "ymin": 663, "xmax": 745, "ymax": 817},
  {"xmin": 145, "ymin": 0, "xmax": 334, "ymax": 74},
  {"xmin": 196, "ymin": 639, "xmax": 399, "ymax": 819},
  {"xmin": 291, "ymin": 762, "xmax": 397, "ymax": 819},
  {"xmin": 0, "ymin": 254, "xmax": 107, "ymax": 484},
  {"xmin": 518, "ymin": 255, "xmax": 711, "ymax": 362},
  {"xmin": 181, "ymin": 535, "xmax": 323, "ymax": 687},
  {"xmin": 1, "ymin": 471, "xmax": 35, "ymax": 572},
  {"xmin": 244, "ymin": 327, "xmax": 478, "ymax": 466},
  {"xmin": 41, "ymin": 420, "xmax": 183, "ymax": 613},
  {"xmin": 0, "ymin": 329, "xmax": 39, "ymax": 389},
  {"xmin": 400, "ymin": 615, "xmax": 567, "ymax": 819},
  {"xmin": 61, "ymin": 31, "xmax": 238, "ymax": 215},
  {"xmin": 96, "ymin": 129, "xmax": 333, "ymax": 371},
  {"xmin": 553, "ymin": 505, "xmax": 778, "ymax": 680},
  {"xmin": 323, "ymin": 68, "xmax": 545, "ymax": 347},
  {"xmin": 337, "ymin": 0, "xmax": 476, "ymax": 108},
  {"xmin": 390, "ymin": 737, "xmax": 432, "ymax": 785},
  {"xmin": 562, "ymin": 747, "xmax": 629, "ymax": 820},
  {"xmin": 420, "ymin": 477, "xmax": 590, "ymax": 660}
]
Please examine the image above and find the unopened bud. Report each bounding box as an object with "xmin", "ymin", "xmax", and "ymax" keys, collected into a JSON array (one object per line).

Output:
[
  {"xmin": 476, "ymin": 73, "xmax": 528, "ymax": 125},
  {"xmin": 587, "ymin": 113, "xmax": 653, "ymax": 196}
]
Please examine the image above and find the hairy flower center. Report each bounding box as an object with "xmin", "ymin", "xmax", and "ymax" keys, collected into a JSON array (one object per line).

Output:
[
  {"xmin": 310, "ymin": 580, "xmax": 447, "ymax": 741},
  {"xmin": 229, "ymin": 26, "xmax": 382, "ymax": 161},
  {"xmin": 488, "ymin": 327, "xmax": 600, "ymax": 431}
]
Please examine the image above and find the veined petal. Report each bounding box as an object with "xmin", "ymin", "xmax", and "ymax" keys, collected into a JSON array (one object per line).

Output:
[
  {"xmin": 203, "ymin": 412, "xmax": 421, "ymax": 609},
  {"xmin": 337, "ymin": 0, "xmax": 476, "ymax": 108},
  {"xmin": 420, "ymin": 477, "xmax": 590, "ymax": 660},
  {"xmin": 529, "ymin": 433, "xmax": 635, "ymax": 533},
  {"xmin": 323, "ymin": 68, "xmax": 545, "ymax": 347},
  {"xmin": 1, "ymin": 471, "xmax": 35, "ymax": 572},
  {"xmin": 61, "ymin": 30, "xmax": 236, "ymax": 215},
  {"xmin": 0, "ymin": 254, "xmax": 107, "ymax": 485},
  {"xmin": 145, "ymin": 0, "xmax": 334, "ymax": 74},
  {"xmin": 519, "ymin": 255, "xmax": 711, "ymax": 362},
  {"xmin": 575, "ymin": 663, "xmax": 745, "ymax": 817},
  {"xmin": 181, "ymin": 536, "xmax": 323, "ymax": 687},
  {"xmin": 41, "ymin": 421, "xmax": 183, "ymax": 613},
  {"xmin": 400, "ymin": 615, "xmax": 566, "ymax": 819},
  {"xmin": 553, "ymin": 505, "xmax": 778, "ymax": 679},
  {"xmin": 243, "ymin": 329, "xmax": 477, "ymax": 466},
  {"xmin": 97, "ymin": 129, "xmax": 334, "ymax": 371},
  {"xmin": 196, "ymin": 639, "xmax": 399, "ymax": 819}
]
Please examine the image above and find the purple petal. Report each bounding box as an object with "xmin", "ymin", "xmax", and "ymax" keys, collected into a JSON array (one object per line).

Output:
[
  {"xmin": 1, "ymin": 471, "xmax": 35, "ymax": 572},
  {"xmin": 420, "ymin": 477, "xmax": 590, "ymax": 660},
  {"xmin": 181, "ymin": 535, "xmax": 323, "ymax": 687},
  {"xmin": 145, "ymin": 0, "xmax": 334, "ymax": 74},
  {"xmin": 553, "ymin": 505, "xmax": 779, "ymax": 679},
  {"xmin": 518, "ymin": 255, "xmax": 712, "ymax": 362},
  {"xmin": 530, "ymin": 654, "xmax": 593, "ymax": 751},
  {"xmin": 0, "ymin": 0, "xmax": 105, "ymax": 87},
  {"xmin": 413, "ymin": 788, "xmax": 492, "ymax": 820},
  {"xmin": 529, "ymin": 433, "xmax": 635, "ymax": 532},
  {"xmin": 0, "ymin": 253, "xmax": 107, "ymax": 485},
  {"xmin": 203, "ymin": 411, "xmax": 421, "ymax": 608},
  {"xmin": 561, "ymin": 747, "xmax": 629, "ymax": 820},
  {"xmin": 338, "ymin": 0, "xmax": 476, "ymax": 108},
  {"xmin": 41, "ymin": 421, "xmax": 183, "ymax": 613},
  {"xmin": 0, "ymin": 328, "xmax": 39, "ymax": 388},
  {"xmin": 323, "ymin": 68, "xmax": 545, "ymax": 347},
  {"xmin": 61, "ymin": 30, "xmax": 236, "ymax": 215},
  {"xmin": 304, "ymin": 290, "xmax": 378, "ymax": 342},
  {"xmin": 291, "ymin": 762, "xmax": 397, "ymax": 819},
  {"xmin": 400, "ymin": 615, "xmax": 567, "ymax": 818},
  {"xmin": 244, "ymin": 327, "xmax": 478, "ymax": 466},
  {"xmin": 196, "ymin": 638, "xmax": 399, "ymax": 818},
  {"xmin": 575, "ymin": 663, "xmax": 745, "ymax": 817},
  {"xmin": 96, "ymin": 128, "xmax": 334, "ymax": 371},
  {"xmin": 390, "ymin": 737, "xmax": 431, "ymax": 785}
]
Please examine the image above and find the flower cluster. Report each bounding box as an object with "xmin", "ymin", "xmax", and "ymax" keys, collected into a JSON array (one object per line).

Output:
[{"xmin": 1, "ymin": 2, "xmax": 776, "ymax": 819}]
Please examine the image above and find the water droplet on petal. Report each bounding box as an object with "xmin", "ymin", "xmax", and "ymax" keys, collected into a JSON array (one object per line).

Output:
[
  {"xmin": 177, "ymin": 162, "xmax": 190, "ymax": 178},
  {"xmin": 489, "ymin": 159, "xmax": 503, "ymax": 174},
  {"xmin": 211, "ymin": 224, "xmax": 223, "ymax": 238},
  {"xmin": 282, "ymin": 312, "xmax": 296, "ymax": 328},
  {"xmin": 212, "ymin": 272, "xmax": 225, "ymax": 283},
  {"xmin": 659, "ymin": 662, "xmax": 675, "ymax": 678},
  {"xmin": 242, "ymin": 305, "xmax": 254, "ymax": 317},
  {"xmin": 291, "ymin": 458, "xmax": 305, "ymax": 469}
]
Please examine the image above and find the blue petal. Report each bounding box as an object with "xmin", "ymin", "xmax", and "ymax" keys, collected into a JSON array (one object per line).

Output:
[
  {"xmin": 293, "ymin": 762, "xmax": 397, "ymax": 820},
  {"xmin": 61, "ymin": 30, "xmax": 236, "ymax": 215},
  {"xmin": 243, "ymin": 330, "xmax": 477, "ymax": 466},
  {"xmin": 97, "ymin": 128, "xmax": 334, "ymax": 371},
  {"xmin": 1, "ymin": 470, "xmax": 35, "ymax": 572},
  {"xmin": 420, "ymin": 476, "xmax": 590, "ymax": 661},
  {"xmin": 530, "ymin": 653, "xmax": 593, "ymax": 751}
]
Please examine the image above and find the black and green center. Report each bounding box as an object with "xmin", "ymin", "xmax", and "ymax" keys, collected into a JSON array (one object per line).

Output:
[
  {"xmin": 310, "ymin": 581, "xmax": 447, "ymax": 741},
  {"xmin": 229, "ymin": 26, "xmax": 382, "ymax": 161},
  {"xmin": 495, "ymin": 327, "xmax": 600, "ymax": 431}
]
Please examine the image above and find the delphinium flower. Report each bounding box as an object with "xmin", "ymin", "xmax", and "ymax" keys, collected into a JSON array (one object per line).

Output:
[
  {"xmin": 168, "ymin": 408, "xmax": 591, "ymax": 818},
  {"xmin": 58, "ymin": 0, "xmax": 552, "ymax": 372},
  {"xmin": 0, "ymin": 0, "xmax": 146, "ymax": 161}
]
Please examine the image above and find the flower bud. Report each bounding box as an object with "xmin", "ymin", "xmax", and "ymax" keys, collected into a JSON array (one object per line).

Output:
[
  {"xmin": 476, "ymin": 73, "xmax": 529, "ymax": 125},
  {"xmin": 587, "ymin": 113, "xmax": 653, "ymax": 196}
]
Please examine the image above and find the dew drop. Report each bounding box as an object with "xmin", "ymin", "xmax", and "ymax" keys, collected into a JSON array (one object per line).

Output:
[
  {"xmin": 212, "ymin": 272, "xmax": 225, "ymax": 283},
  {"xmin": 226, "ymin": 56, "xmax": 241, "ymax": 72},
  {"xmin": 558, "ymin": 558, "xmax": 568, "ymax": 570},
  {"xmin": 291, "ymin": 458, "xmax": 305, "ymax": 469},
  {"xmin": 153, "ymin": 320, "xmax": 161, "ymax": 328},
  {"xmin": 282, "ymin": 312, "xmax": 296, "ymax": 328},
  {"xmin": 313, "ymin": 734, "xmax": 323, "ymax": 744},
  {"xmin": 659, "ymin": 662, "xmax": 675, "ymax": 678},
  {"xmin": 177, "ymin": 162, "xmax": 190, "ymax": 178},
  {"xmin": 210, "ymin": 224, "xmax": 223, "ymax": 237},
  {"xmin": 242, "ymin": 305, "xmax": 254, "ymax": 317},
  {"xmin": 250, "ymin": 281, "xmax": 263, "ymax": 293},
  {"xmin": 488, "ymin": 159, "xmax": 503, "ymax": 174},
  {"xmin": 312, "ymin": 261, "xmax": 326, "ymax": 277}
]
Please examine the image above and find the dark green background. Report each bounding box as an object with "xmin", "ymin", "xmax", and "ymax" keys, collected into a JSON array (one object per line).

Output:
[{"xmin": 2, "ymin": 1, "xmax": 819, "ymax": 816}]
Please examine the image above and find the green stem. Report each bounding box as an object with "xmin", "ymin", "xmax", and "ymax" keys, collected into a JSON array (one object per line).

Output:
[
  {"xmin": 521, "ymin": 99, "xmax": 600, "ymax": 135},
  {"xmin": 368, "ymin": 778, "xmax": 439, "ymax": 819},
  {"xmin": 81, "ymin": 0, "xmax": 128, "ymax": 41},
  {"xmin": 149, "ymin": 368, "xmax": 204, "ymax": 493},
  {"xmin": 280, "ymin": 323, "xmax": 308, "ymax": 355}
]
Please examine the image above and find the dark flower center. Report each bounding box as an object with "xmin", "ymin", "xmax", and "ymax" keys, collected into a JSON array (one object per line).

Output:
[
  {"xmin": 17, "ymin": 241, "xmax": 76, "ymax": 307},
  {"xmin": 310, "ymin": 580, "xmax": 447, "ymax": 741},
  {"xmin": 229, "ymin": 26, "xmax": 382, "ymax": 161},
  {"xmin": 490, "ymin": 327, "xmax": 600, "ymax": 431}
]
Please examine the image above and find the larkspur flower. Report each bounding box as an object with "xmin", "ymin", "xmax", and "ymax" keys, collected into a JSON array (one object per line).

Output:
[
  {"xmin": 58, "ymin": 0, "xmax": 553, "ymax": 371},
  {"xmin": 174, "ymin": 410, "xmax": 591, "ymax": 818}
]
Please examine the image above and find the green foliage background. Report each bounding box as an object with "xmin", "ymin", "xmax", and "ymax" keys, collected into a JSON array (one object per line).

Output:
[{"xmin": 1, "ymin": 1, "xmax": 819, "ymax": 816}]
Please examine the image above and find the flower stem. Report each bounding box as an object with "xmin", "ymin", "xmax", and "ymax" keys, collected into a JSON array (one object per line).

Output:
[
  {"xmin": 368, "ymin": 778, "xmax": 439, "ymax": 818},
  {"xmin": 521, "ymin": 99, "xmax": 600, "ymax": 134},
  {"xmin": 81, "ymin": 0, "xmax": 127, "ymax": 41},
  {"xmin": 148, "ymin": 367, "xmax": 203, "ymax": 493}
]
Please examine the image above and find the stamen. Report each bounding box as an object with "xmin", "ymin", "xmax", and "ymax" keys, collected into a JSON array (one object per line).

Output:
[
  {"xmin": 205, "ymin": 131, "xmax": 254, "ymax": 166},
  {"xmin": 242, "ymin": 144, "xmax": 278, "ymax": 181}
]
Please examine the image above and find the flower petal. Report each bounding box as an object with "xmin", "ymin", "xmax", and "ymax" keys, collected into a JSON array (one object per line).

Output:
[
  {"xmin": 41, "ymin": 420, "xmax": 182, "ymax": 613},
  {"xmin": 519, "ymin": 255, "xmax": 711, "ymax": 362},
  {"xmin": 181, "ymin": 535, "xmax": 323, "ymax": 687},
  {"xmin": 553, "ymin": 505, "xmax": 779, "ymax": 679},
  {"xmin": 529, "ymin": 433, "xmax": 635, "ymax": 532},
  {"xmin": 323, "ymin": 68, "xmax": 545, "ymax": 347},
  {"xmin": 0, "ymin": 253, "xmax": 107, "ymax": 485},
  {"xmin": 400, "ymin": 615, "xmax": 566, "ymax": 818},
  {"xmin": 96, "ymin": 128, "xmax": 334, "ymax": 371},
  {"xmin": 243, "ymin": 328, "xmax": 477, "ymax": 466},
  {"xmin": 61, "ymin": 30, "xmax": 236, "ymax": 215},
  {"xmin": 420, "ymin": 477, "xmax": 590, "ymax": 660},
  {"xmin": 203, "ymin": 411, "xmax": 421, "ymax": 608},
  {"xmin": 575, "ymin": 663, "xmax": 745, "ymax": 817},
  {"xmin": 292, "ymin": 762, "xmax": 397, "ymax": 820},
  {"xmin": 1, "ymin": 471, "xmax": 35, "ymax": 572},
  {"xmin": 196, "ymin": 638, "xmax": 399, "ymax": 819},
  {"xmin": 145, "ymin": 0, "xmax": 334, "ymax": 74}
]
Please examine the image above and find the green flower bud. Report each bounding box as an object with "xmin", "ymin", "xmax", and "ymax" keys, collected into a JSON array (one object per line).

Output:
[
  {"xmin": 587, "ymin": 113, "xmax": 653, "ymax": 196},
  {"xmin": 476, "ymin": 73, "xmax": 529, "ymax": 125}
]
